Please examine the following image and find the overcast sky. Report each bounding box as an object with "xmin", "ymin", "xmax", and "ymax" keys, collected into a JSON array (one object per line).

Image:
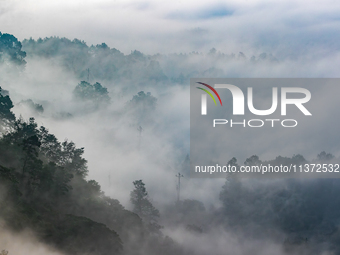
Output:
[{"xmin": 1, "ymin": 0, "xmax": 340, "ymax": 57}]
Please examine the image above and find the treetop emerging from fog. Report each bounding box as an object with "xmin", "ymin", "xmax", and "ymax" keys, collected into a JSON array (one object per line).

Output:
[
  {"xmin": 0, "ymin": 32, "xmax": 26, "ymax": 66},
  {"xmin": 73, "ymin": 81, "xmax": 110, "ymax": 104}
]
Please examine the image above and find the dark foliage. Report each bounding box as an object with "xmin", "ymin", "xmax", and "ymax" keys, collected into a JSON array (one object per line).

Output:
[
  {"xmin": 0, "ymin": 91, "xmax": 180, "ymax": 255},
  {"xmin": 219, "ymin": 154, "xmax": 340, "ymax": 253},
  {"xmin": 73, "ymin": 81, "xmax": 110, "ymax": 104},
  {"xmin": 0, "ymin": 32, "xmax": 26, "ymax": 66}
]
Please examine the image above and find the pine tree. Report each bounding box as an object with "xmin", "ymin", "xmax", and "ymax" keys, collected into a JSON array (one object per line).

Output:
[
  {"xmin": 130, "ymin": 180, "xmax": 160, "ymax": 224},
  {"xmin": 0, "ymin": 87, "xmax": 15, "ymax": 133}
]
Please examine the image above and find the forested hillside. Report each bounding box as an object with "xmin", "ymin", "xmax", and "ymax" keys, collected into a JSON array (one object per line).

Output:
[
  {"xmin": 21, "ymin": 36, "xmax": 278, "ymax": 87},
  {"xmin": 0, "ymin": 88, "xmax": 184, "ymax": 255},
  {"xmin": 0, "ymin": 32, "xmax": 182, "ymax": 255}
]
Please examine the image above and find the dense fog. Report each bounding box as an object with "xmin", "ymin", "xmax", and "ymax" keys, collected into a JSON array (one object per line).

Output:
[{"xmin": 0, "ymin": 1, "xmax": 340, "ymax": 253}]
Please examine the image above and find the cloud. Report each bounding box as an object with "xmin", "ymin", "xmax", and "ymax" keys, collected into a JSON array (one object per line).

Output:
[{"xmin": 166, "ymin": 4, "xmax": 234, "ymax": 20}]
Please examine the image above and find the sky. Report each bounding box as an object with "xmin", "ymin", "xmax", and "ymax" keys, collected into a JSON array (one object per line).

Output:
[{"xmin": 1, "ymin": 0, "xmax": 340, "ymax": 57}]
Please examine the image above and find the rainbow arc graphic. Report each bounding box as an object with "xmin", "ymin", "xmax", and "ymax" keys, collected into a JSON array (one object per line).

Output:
[{"xmin": 196, "ymin": 82, "xmax": 223, "ymax": 106}]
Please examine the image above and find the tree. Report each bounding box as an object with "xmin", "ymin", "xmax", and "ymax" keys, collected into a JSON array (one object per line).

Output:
[
  {"xmin": 127, "ymin": 91, "xmax": 157, "ymax": 125},
  {"xmin": 244, "ymin": 155, "xmax": 262, "ymax": 166},
  {"xmin": 0, "ymin": 32, "xmax": 26, "ymax": 65},
  {"xmin": 60, "ymin": 140, "xmax": 88, "ymax": 178},
  {"xmin": 128, "ymin": 91, "xmax": 157, "ymax": 111},
  {"xmin": 18, "ymin": 99, "xmax": 44, "ymax": 114},
  {"xmin": 224, "ymin": 157, "xmax": 239, "ymax": 179},
  {"xmin": 130, "ymin": 180, "xmax": 160, "ymax": 224},
  {"xmin": 73, "ymin": 81, "xmax": 110, "ymax": 104},
  {"xmin": 0, "ymin": 87, "xmax": 15, "ymax": 133},
  {"xmin": 317, "ymin": 151, "xmax": 334, "ymax": 162}
]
